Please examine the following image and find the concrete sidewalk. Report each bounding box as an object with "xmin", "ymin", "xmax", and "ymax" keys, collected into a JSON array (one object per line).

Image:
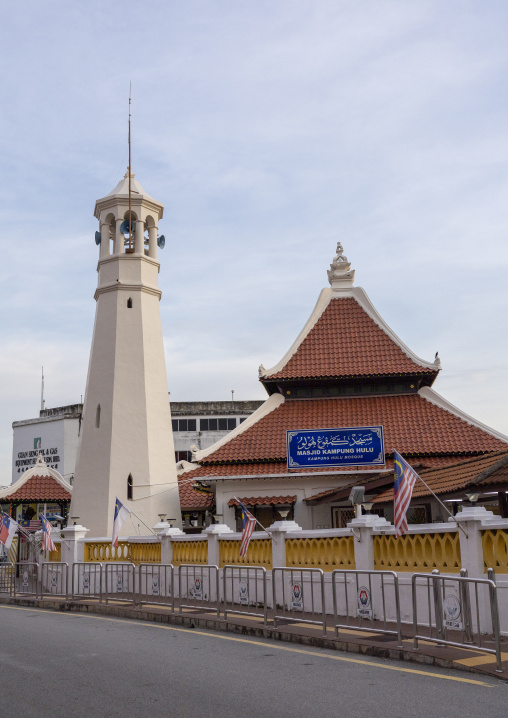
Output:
[{"xmin": 2, "ymin": 593, "xmax": 507, "ymax": 680}]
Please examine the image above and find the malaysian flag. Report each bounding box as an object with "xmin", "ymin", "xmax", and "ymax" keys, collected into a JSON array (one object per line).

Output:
[
  {"xmin": 40, "ymin": 515, "xmax": 57, "ymax": 552},
  {"xmin": 393, "ymin": 450, "xmax": 418, "ymax": 537},
  {"xmin": 19, "ymin": 520, "xmax": 42, "ymax": 532},
  {"xmin": 236, "ymin": 499, "xmax": 256, "ymax": 557}
]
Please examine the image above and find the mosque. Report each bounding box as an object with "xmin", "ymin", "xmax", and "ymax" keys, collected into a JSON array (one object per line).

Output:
[{"xmin": 4, "ymin": 175, "xmax": 508, "ymax": 539}]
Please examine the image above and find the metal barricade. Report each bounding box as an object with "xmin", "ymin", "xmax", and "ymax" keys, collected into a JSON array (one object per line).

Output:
[
  {"xmin": 0, "ymin": 562, "xmax": 14, "ymax": 595},
  {"xmin": 177, "ymin": 564, "xmax": 220, "ymax": 617},
  {"xmin": 72, "ymin": 562, "xmax": 103, "ymax": 601},
  {"xmin": 222, "ymin": 565, "xmax": 268, "ymax": 626},
  {"xmin": 412, "ymin": 569, "xmax": 503, "ymax": 672},
  {"xmin": 14, "ymin": 562, "xmax": 39, "ymax": 596},
  {"xmin": 332, "ymin": 569, "xmax": 402, "ymax": 647},
  {"xmin": 103, "ymin": 563, "xmax": 136, "ymax": 606},
  {"xmin": 137, "ymin": 564, "xmax": 174, "ymax": 610},
  {"xmin": 272, "ymin": 567, "xmax": 326, "ymax": 637},
  {"xmin": 39, "ymin": 562, "xmax": 69, "ymax": 599}
]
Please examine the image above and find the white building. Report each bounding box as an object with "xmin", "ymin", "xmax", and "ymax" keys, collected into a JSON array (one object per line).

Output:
[
  {"xmin": 171, "ymin": 400, "xmax": 263, "ymax": 462},
  {"xmin": 11, "ymin": 404, "xmax": 82, "ymax": 484}
]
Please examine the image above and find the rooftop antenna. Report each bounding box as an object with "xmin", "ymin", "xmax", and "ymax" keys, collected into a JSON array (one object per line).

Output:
[
  {"xmin": 40, "ymin": 366, "xmax": 45, "ymax": 411},
  {"xmin": 128, "ymin": 82, "xmax": 132, "ymax": 248}
]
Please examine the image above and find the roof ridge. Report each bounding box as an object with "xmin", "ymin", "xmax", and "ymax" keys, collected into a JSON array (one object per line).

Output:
[
  {"xmin": 190, "ymin": 393, "xmax": 285, "ymax": 463},
  {"xmin": 260, "ymin": 288, "xmax": 440, "ymax": 381},
  {"xmin": 419, "ymin": 387, "xmax": 508, "ymax": 444}
]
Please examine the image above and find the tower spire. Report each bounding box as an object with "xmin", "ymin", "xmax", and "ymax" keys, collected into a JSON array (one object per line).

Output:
[{"xmin": 128, "ymin": 83, "xmax": 132, "ymax": 247}]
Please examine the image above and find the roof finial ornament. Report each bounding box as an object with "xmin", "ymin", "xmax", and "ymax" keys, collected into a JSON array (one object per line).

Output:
[{"xmin": 327, "ymin": 242, "xmax": 355, "ymax": 290}]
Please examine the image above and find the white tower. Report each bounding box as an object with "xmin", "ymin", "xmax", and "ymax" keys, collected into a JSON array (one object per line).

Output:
[{"xmin": 70, "ymin": 170, "xmax": 181, "ymax": 537}]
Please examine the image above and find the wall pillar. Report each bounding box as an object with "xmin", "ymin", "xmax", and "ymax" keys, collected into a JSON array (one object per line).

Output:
[
  {"xmin": 454, "ymin": 506, "xmax": 494, "ymax": 578},
  {"xmin": 157, "ymin": 525, "xmax": 185, "ymax": 565},
  {"xmin": 115, "ymin": 218, "xmax": 124, "ymax": 255},
  {"xmin": 59, "ymin": 524, "xmax": 89, "ymax": 566},
  {"xmin": 203, "ymin": 523, "xmax": 234, "ymax": 566},
  {"xmin": 148, "ymin": 225, "xmax": 158, "ymax": 260},
  {"xmin": 267, "ymin": 520, "xmax": 302, "ymax": 568},
  {"xmin": 100, "ymin": 223, "xmax": 111, "ymax": 260},
  {"xmin": 347, "ymin": 514, "xmax": 392, "ymax": 570},
  {"xmin": 135, "ymin": 219, "xmax": 144, "ymax": 254}
]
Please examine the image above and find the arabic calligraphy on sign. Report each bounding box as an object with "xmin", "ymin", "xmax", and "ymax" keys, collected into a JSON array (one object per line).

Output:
[{"xmin": 287, "ymin": 426, "xmax": 385, "ymax": 469}]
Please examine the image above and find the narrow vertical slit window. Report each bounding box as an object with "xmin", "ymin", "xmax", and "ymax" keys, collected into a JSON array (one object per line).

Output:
[
  {"xmin": 127, "ymin": 474, "xmax": 133, "ymax": 500},
  {"xmin": 95, "ymin": 404, "xmax": 101, "ymax": 428},
  {"xmin": 127, "ymin": 298, "xmax": 133, "ymax": 308}
]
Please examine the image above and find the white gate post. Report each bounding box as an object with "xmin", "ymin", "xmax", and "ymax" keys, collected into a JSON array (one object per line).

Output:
[
  {"xmin": 347, "ymin": 514, "xmax": 392, "ymax": 570},
  {"xmin": 203, "ymin": 523, "xmax": 234, "ymax": 567},
  {"xmin": 157, "ymin": 525, "xmax": 185, "ymax": 565},
  {"xmin": 60, "ymin": 524, "xmax": 89, "ymax": 566}
]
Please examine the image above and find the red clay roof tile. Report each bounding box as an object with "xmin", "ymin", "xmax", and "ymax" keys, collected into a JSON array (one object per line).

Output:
[
  {"xmin": 373, "ymin": 451, "xmax": 508, "ymax": 503},
  {"xmin": 178, "ymin": 474, "xmax": 214, "ymax": 509},
  {"xmin": 265, "ymin": 297, "xmax": 437, "ymax": 381},
  {"xmin": 227, "ymin": 495, "xmax": 297, "ymax": 507},
  {"xmin": 3, "ymin": 475, "xmax": 71, "ymax": 501},
  {"xmin": 195, "ymin": 395, "xmax": 506, "ymax": 465}
]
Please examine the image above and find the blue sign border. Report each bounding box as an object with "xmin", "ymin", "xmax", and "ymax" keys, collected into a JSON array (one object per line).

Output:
[{"xmin": 286, "ymin": 426, "xmax": 385, "ymax": 469}]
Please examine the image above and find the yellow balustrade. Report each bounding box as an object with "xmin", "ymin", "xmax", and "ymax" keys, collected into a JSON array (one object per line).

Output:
[
  {"xmin": 374, "ymin": 532, "xmax": 461, "ymax": 573},
  {"xmin": 285, "ymin": 536, "xmax": 356, "ymax": 571},
  {"xmin": 219, "ymin": 539, "xmax": 272, "ymax": 568},
  {"xmin": 48, "ymin": 544, "xmax": 62, "ymax": 562},
  {"xmin": 84, "ymin": 541, "xmax": 161, "ymax": 564},
  {"xmin": 171, "ymin": 540, "xmax": 208, "ymax": 567},
  {"xmin": 482, "ymin": 529, "xmax": 508, "ymax": 572}
]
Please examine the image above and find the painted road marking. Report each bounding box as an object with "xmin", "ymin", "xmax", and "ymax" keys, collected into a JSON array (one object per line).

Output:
[
  {"xmin": 0, "ymin": 605, "xmax": 494, "ymax": 687},
  {"xmin": 455, "ymin": 651, "xmax": 508, "ymax": 667}
]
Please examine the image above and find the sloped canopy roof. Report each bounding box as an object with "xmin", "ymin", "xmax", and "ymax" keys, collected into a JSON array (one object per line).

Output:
[
  {"xmin": 191, "ymin": 391, "xmax": 507, "ymax": 468},
  {"xmin": 262, "ymin": 296, "xmax": 439, "ymax": 383},
  {"xmin": 260, "ymin": 244, "xmax": 440, "ymax": 387},
  {"xmin": 0, "ymin": 455, "xmax": 72, "ymax": 502},
  {"xmin": 373, "ymin": 451, "xmax": 508, "ymax": 504}
]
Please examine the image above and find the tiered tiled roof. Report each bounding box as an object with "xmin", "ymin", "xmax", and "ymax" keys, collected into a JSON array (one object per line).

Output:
[
  {"xmin": 179, "ymin": 244, "xmax": 507, "ymax": 497},
  {"xmin": 263, "ymin": 297, "xmax": 438, "ymax": 382},
  {"xmin": 373, "ymin": 451, "xmax": 508, "ymax": 503},
  {"xmin": 2, "ymin": 474, "xmax": 71, "ymax": 501}
]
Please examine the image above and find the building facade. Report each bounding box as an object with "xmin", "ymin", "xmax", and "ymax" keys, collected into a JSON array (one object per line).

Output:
[
  {"xmin": 179, "ymin": 243, "xmax": 508, "ymax": 530},
  {"xmin": 171, "ymin": 401, "xmax": 263, "ymax": 462},
  {"xmin": 11, "ymin": 404, "xmax": 82, "ymax": 484}
]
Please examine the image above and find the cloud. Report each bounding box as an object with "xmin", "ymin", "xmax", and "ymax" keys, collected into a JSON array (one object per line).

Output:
[{"xmin": 1, "ymin": 1, "xmax": 508, "ymax": 478}]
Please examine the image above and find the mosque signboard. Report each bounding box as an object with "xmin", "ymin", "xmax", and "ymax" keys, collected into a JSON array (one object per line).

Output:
[{"xmin": 286, "ymin": 426, "xmax": 385, "ymax": 469}]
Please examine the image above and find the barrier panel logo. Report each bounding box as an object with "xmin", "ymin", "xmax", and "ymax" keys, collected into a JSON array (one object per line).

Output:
[
  {"xmin": 357, "ymin": 586, "xmax": 372, "ymax": 618},
  {"xmin": 193, "ymin": 577, "xmax": 203, "ymax": 600},
  {"xmin": 239, "ymin": 579, "xmax": 248, "ymax": 605},
  {"xmin": 291, "ymin": 582, "xmax": 303, "ymax": 611},
  {"xmin": 443, "ymin": 594, "xmax": 462, "ymax": 629}
]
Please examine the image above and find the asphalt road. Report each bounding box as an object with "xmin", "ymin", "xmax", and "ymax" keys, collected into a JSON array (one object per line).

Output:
[{"xmin": 0, "ymin": 605, "xmax": 506, "ymax": 718}]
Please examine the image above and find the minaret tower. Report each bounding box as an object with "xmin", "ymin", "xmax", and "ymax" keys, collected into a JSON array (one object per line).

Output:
[{"xmin": 70, "ymin": 170, "xmax": 181, "ymax": 537}]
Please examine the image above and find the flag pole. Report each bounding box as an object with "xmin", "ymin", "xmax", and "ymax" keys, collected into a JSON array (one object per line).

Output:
[
  {"xmin": 412, "ymin": 472, "xmax": 468, "ymax": 538},
  {"xmin": 392, "ymin": 455, "xmax": 468, "ymax": 538},
  {"xmin": 125, "ymin": 506, "xmax": 161, "ymax": 539}
]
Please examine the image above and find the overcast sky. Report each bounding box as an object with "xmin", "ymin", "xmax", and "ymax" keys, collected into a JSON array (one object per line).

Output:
[{"xmin": 1, "ymin": 1, "xmax": 508, "ymax": 482}]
